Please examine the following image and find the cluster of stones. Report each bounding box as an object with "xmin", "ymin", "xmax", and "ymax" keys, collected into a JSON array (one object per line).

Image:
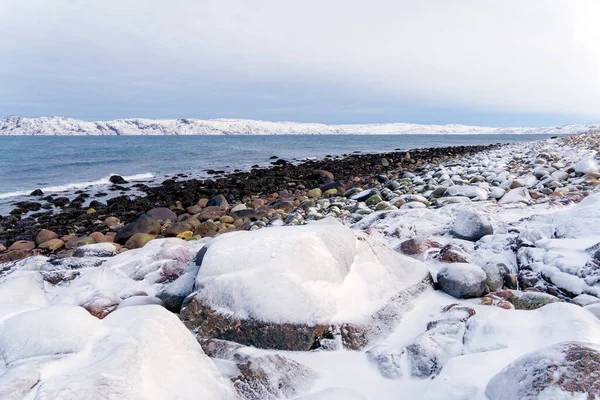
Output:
[{"xmin": 0, "ymin": 144, "xmax": 499, "ymax": 258}]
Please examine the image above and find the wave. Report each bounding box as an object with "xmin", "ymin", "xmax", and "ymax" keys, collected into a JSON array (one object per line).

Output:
[{"xmin": 0, "ymin": 173, "xmax": 155, "ymax": 200}]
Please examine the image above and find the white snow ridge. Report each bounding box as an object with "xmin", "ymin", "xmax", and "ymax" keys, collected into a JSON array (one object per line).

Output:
[{"xmin": 1, "ymin": 115, "xmax": 599, "ymax": 135}]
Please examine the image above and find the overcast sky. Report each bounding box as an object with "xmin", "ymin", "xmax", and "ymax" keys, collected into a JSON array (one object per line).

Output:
[{"xmin": 1, "ymin": 0, "xmax": 599, "ymax": 126}]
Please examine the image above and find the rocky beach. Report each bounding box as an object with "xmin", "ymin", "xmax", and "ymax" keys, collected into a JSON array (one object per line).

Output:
[{"xmin": 2, "ymin": 131, "xmax": 600, "ymax": 399}]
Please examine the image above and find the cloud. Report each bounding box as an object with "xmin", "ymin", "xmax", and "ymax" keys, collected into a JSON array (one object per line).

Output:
[{"xmin": 0, "ymin": 0, "xmax": 598, "ymax": 124}]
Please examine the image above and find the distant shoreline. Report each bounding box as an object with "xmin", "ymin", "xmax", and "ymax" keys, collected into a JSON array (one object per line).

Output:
[{"xmin": 1, "ymin": 115, "xmax": 598, "ymax": 136}]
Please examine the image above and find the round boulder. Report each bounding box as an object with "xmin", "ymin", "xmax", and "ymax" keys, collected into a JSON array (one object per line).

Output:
[
  {"xmin": 437, "ymin": 263, "xmax": 487, "ymax": 298},
  {"xmin": 36, "ymin": 229, "xmax": 58, "ymax": 246},
  {"xmin": 451, "ymin": 209, "xmax": 493, "ymax": 242},
  {"xmin": 114, "ymin": 213, "xmax": 161, "ymax": 244},
  {"xmin": 147, "ymin": 207, "xmax": 177, "ymax": 222},
  {"xmin": 486, "ymin": 341, "xmax": 600, "ymax": 399},
  {"xmin": 124, "ymin": 233, "xmax": 155, "ymax": 249}
]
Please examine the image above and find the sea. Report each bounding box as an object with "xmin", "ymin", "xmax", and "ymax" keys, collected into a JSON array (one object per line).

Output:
[{"xmin": 0, "ymin": 134, "xmax": 558, "ymax": 214}]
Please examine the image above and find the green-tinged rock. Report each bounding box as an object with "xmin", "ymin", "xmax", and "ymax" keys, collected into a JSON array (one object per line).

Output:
[
  {"xmin": 38, "ymin": 238, "xmax": 65, "ymax": 251},
  {"xmin": 308, "ymin": 188, "xmax": 322, "ymax": 198},
  {"xmin": 124, "ymin": 233, "xmax": 155, "ymax": 249},
  {"xmin": 114, "ymin": 213, "xmax": 161, "ymax": 244},
  {"xmin": 365, "ymin": 194, "xmax": 383, "ymax": 206},
  {"xmin": 508, "ymin": 291, "xmax": 561, "ymax": 310}
]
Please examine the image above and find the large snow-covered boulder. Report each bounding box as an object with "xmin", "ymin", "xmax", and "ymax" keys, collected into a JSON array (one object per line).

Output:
[
  {"xmin": 200, "ymin": 339, "xmax": 317, "ymax": 400},
  {"xmin": 450, "ymin": 209, "xmax": 493, "ymax": 242},
  {"xmin": 436, "ymin": 263, "xmax": 487, "ymax": 298},
  {"xmin": 552, "ymin": 193, "xmax": 600, "ymax": 238},
  {"xmin": 0, "ymin": 305, "xmax": 236, "ymax": 400},
  {"xmin": 182, "ymin": 218, "xmax": 431, "ymax": 350},
  {"xmin": 575, "ymin": 157, "xmax": 599, "ymax": 175},
  {"xmin": 486, "ymin": 341, "xmax": 600, "ymax": 399},
  {"xmin": 367, "ymin": 304, "xmax": 476, "ymax": 379}
]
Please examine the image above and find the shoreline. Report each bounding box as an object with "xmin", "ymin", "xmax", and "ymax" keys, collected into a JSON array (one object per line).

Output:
[
  {"xmin": 0, "ymin": 141, "xmax": 503, "ymax": 259},
  {"xmin": 2, "ymin": 130, "xmax": 600, "ymax": 398}
]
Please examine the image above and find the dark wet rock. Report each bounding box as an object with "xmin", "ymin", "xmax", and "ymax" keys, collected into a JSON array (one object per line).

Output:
[
  {"xmin": 163, "ymin": 220, "xmax": 195, "ymax": 237},
  {"xmin": 156, "ymin": 266, "xmax": 199, "ymax": 313},
  {"xmin": 398, "ymin": 238, "xmax": 442, "ymax": 256},
  {"xmin": 194, "ymin": 246, "xmax": 209, "ymax": 267},
  {"xmin": 311, "ymin": 169, "xmax": 334, "ymax": 184},
  {"xmin": 271, "ymin": 159, "xmax": 289, "ymax": 166},
  {"xmin": 109, "ymin": 175, "xmax": 128, "ymax": 184},
  {"xmin": 486, "ymin": 342, "xmax": 600, "ymax": 400},
  {"xmin": 350, "ymin": 189, "xmax": 378, "ymax": 202},
  {"xmin": 180, "ymin": 296, "xmax": 331, "ymax": 351},
  {"xmin": 207, "ymin": 194, "xmax": 230, "ymax": 210},
  {"xmin": 230, "ymin": 209, "xmax": 259, "ymax": 220},
  {"xmin": 146, "ymin": 207, "xmax": 177, "ymax": 222},
  {"xmin": 198, "ymin": 206, "xmax": 223, "ymax": 221},
  {"xmin": 114, "ymin": 213, "xmax": 161, "ymax": 244},
  {"xmin": 30, "ymin": 189, "xmax": 44, "ymax": 196}
]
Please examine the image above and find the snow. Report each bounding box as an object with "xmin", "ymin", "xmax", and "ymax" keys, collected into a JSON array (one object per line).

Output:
[
  {"xmin": 444, "ymin": 185, "xmax": 489, "ymax": 200},
  {"xmin": 575, "ymin": 157, "xmax": 599, "ymax": 174},
  {"xmin": 463, "ymin": 303, "xmax": 600, "ymax": 354},
  {"xmin": 498, "ymin": 187, "xmax": 531, "ymax": 204},
  {"xmin": 194, "ymin": 218, "xmax": 429, "ymax": 324},
  {"xmin": 0, "ymin": 304, "xmax": 236, "ymax": 399},
  {"xmin": 485, "ymin": 342, "xmax": 600, "ymax": 400},
  {"xmin": 0, "ymin": 273, "xmax": 49, "ymax": 307},
  {"xmin": 552, "ymin": 193, "xmax": 600, "ymax": 237},
  {"xmin": 1, "ymin": 115, "xmax": 598, "ymax": 136},
  {"xmin": 2, "ymin": 132, "xmax": 600, "ymax": 399},
  {"xmin": 0, "ymin": 305, "xmax": 100, "ymax": 364}
]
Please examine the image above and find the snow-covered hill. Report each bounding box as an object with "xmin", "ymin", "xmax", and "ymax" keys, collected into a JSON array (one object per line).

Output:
[{"xmin": 1, "ymin": 115, "xmax": 598, "ymax": 136}]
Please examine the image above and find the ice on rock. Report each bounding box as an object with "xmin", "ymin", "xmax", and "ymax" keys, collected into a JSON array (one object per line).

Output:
[
  {"xmin": 0, "ymin": 273, "xmax": 49, "ymax": 307},
  {"xmin": 194, "ymin": 218, "xmax": 429, "ymax": 325},
  {"xmin": 0, "ymin": 305, "xmax": 100, "ymax": 364},
  {"xmin": 575, "ymin": 157, "xmax": 599, "ymax": 175},
  {"xmin": 13, "ymin": 305, "xmax": 236, "ymax": 400},
  {"xmin": 444, "ymin": 185, "xmax": 488, "ymax": 201},
  {"xmin": 102, "ymin": 238, "xmax": 195, "ymax": 283},
  {"xmin": 73, "ymin": 242, "xmax": 117, "ymax": 257},
  {"xmin": 450, "ymin": 209, "xmax": 493, "ymax": 242},
  {"xmin": 436, "ymin": 263, "xmax": 487, "ymax": 298},
  {"xmin": 498, "ymin": 187, "xmax": 531, "ymax": 204},
  {"xmin": 464, "ymin": 303, "xmax": 600, "ymax": 354},
  {"xmin": 117, "ymin": 295, "xmax": 163, "ymax": 309},
  {"xmin": 552, "ymin": 193, "xmax": 600, "ymax": 238},
  {"xmin": 585, "ymin": 303, "xmax": 600, "ymax": 320},
  {"xmin": 485, "ymin": 341, "xmax": 600, "ymax": 400}
]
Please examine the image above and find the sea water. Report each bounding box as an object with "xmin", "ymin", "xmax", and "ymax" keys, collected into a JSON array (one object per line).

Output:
[{"xmin": 0, "ymin": 134, "xmax": 557, "ymax": 213}]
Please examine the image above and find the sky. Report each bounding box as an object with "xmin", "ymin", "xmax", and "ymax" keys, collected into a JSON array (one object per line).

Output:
[{"xmin": 0, "ymin": 0, "xmax": 599, "ymax": 127}]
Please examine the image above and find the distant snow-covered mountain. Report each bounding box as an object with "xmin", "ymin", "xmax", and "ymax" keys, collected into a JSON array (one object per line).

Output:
[{"xmin": 1, "ymin": 116, "xmax": 598, "ymax": 136}]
